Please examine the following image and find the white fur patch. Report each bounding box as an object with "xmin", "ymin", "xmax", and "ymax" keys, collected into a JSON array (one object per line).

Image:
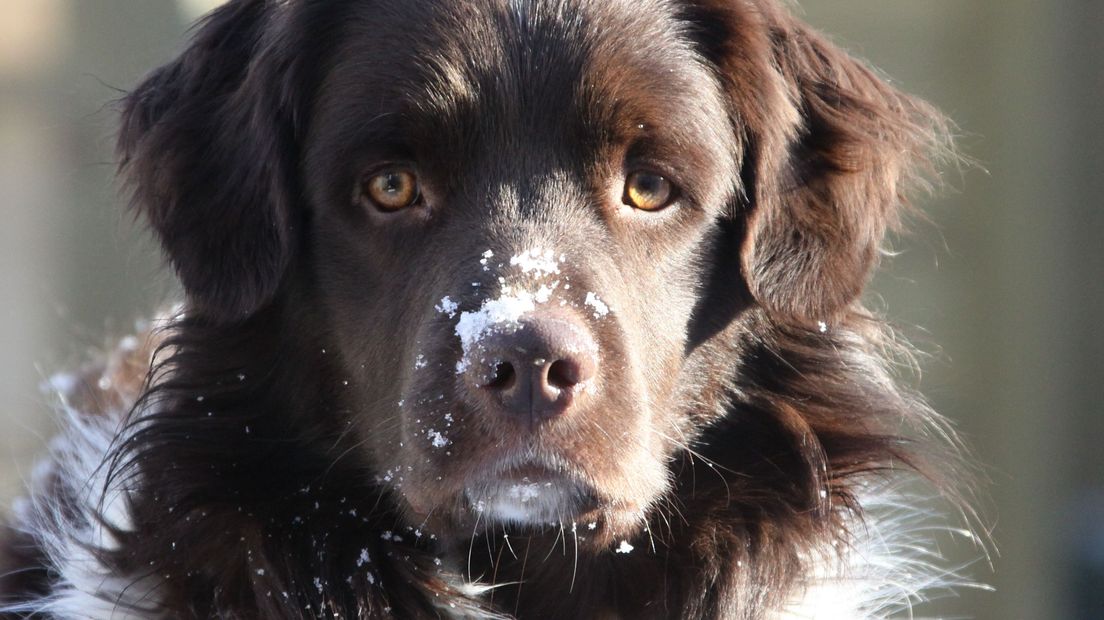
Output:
[
  {"xmin": 771, "ymin": 483, "xmax": 989, "ymax": 619},
  {"xmin": 1, "ymin": 387, "xmax": 163, "ymax": 618}
]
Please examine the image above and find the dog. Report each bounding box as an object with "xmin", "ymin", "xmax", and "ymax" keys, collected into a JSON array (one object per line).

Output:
[{"xmin": 0, "ymin": 0, "xmax": 979, "ymax": 617}]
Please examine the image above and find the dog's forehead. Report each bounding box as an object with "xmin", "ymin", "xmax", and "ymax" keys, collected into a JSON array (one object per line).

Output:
[
  {"xmin": 334, "ymin": 0, "xmax": 690, "ymax": 84},
  {"xmin": 317, "ymin": 0, "xmax": 732, "ymax": 158}
]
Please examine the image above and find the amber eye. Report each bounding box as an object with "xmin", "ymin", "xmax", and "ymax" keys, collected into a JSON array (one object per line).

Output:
[
  {"xmin": 623, "ymin": 171, "xmax": 674, "ymax": 211},
  {"xmin": 359, "ymin": 168, "xmax": 420, "ymax": 211}
]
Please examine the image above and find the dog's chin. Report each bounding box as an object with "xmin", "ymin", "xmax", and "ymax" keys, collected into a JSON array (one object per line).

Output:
[
  {"xmin": 462, "ymin": 464, "xmax": 603, "ymax": 529},
  {"xmin": 467, "ymin": 478, "xmax": 587, "ymax": 527}
]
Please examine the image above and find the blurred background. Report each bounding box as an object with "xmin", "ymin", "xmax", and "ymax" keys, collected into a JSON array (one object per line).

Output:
[{"xmin": 1, "ymin": 1, "xmax": 1100, "ymax": 618}]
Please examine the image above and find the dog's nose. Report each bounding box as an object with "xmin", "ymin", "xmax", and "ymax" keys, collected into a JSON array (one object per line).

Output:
[{"xmin": 465, "ymin": 313, "xmax": 598, "ymax": 425}]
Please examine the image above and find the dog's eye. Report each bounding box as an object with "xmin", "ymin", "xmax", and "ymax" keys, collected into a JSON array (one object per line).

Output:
[
  {"xmin": 359, "ymin": 168, "xmax": 421, "ymax": 211},
  {"xmin": 623, "ymin": 171, "xmax": 674, "ymax": 211}
]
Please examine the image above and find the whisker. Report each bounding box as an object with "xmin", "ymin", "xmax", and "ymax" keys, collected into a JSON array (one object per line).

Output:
[
  {"xmin": 569, "ymin": 521, "xmax": 579, "ymax": 593},
  {"xmin": 514, "ymin": 536, "xmax": 531, "ymax": 617},
  {"xmin": 467, "ymin": 507, "xmax": 483, "ymax": 583},
  {"xmin": 502, "ymin": 526, "xmax": 518, "ymax": 560}
]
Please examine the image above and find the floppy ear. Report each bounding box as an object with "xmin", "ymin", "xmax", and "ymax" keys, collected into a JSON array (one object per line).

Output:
[
  {"xmin": 117, "ymin": 0, "xmax": 302, "ymax": 324},
  {"xmin": 689, "ymin": 2, "xmax": 949, "ymax": 327}
]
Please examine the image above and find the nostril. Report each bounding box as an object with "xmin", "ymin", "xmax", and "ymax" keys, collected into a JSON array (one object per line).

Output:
[
  {"xmin": 546, "ymin": 359, "xmax": 580, "ymax": 390},
  {"xmin": 463, "ymin": 312, "xmax": 598, "ymax": 424},
  {"xmin": 485, "ymin": 362, "xmax": 516, "ymax": 390}
]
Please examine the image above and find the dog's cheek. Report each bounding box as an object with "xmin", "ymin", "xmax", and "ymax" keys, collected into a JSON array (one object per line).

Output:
[
  {"xmin": 564, "ymin": 310, "xmax": 679, "ymax": 527},
  {"xmin": 307, "ymin": 218, "xmax": 434, "ymax": 475},
  {"xmin": 596, "ymin": 232, "xmax": 719, "ymax": 511},
  {"xmin": 615, "ymin": 259, "xmax": 705, "ymax": 413}
]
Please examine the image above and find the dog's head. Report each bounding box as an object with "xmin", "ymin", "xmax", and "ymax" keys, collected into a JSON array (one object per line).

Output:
[{"xmin": 119, "ymin": 0, "xmax": 944, "ymax": 543}]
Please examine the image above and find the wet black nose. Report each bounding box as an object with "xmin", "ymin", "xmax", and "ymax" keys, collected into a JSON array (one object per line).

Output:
[{"xmin": 464, "ymin": 312, "xmax": 598, "ymax": 425}]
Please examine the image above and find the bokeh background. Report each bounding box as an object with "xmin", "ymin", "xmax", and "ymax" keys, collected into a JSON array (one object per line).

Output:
[{"xmin": 1, "ymin": 1, "xmax": 1101, "ymax": 618}]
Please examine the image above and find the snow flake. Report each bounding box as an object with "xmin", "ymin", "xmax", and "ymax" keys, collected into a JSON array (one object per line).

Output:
[
  {"xmin": 509, "ymin": 248, "xmax": 560, "ymax": 276},
  {"xmin": 584, "ymin": 292, "xmax": 610, "ymax": 318},
  {"xmin": 427, "ymin": 429, "xmax": 450, "ymax": 448},
  {"xmin": 480, "ymin": 249, "xmax": 495, "ymax": 271},
  {"xmin": 436, "ymin": 296, "xmax": 459, "ymax": 318},
  {"xmin": 506, "ymin": 482, "xmax": 542, "ymax": 503}
]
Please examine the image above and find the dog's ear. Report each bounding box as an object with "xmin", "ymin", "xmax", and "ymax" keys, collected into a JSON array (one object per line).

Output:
[
  {"xmin": 117, "ymin": 1, "xmax": 303, "ymax": 324},
  {"xmin": 689, "ymin": 2, "xmax": 949, "ymax": 327}
]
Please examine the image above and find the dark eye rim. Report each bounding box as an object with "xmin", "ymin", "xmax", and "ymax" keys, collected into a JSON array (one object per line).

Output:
[
  {"xmin": 622, "ymin": 169, "xmax": 679, "ymax": 211},
  {"xmin": 356, "ymin": 165, "xmax": 423, "ymax": 212}
]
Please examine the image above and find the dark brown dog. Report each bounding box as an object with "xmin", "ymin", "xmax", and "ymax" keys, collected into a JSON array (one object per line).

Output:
[{"xmin": 0, "ymin": 0, "xmax": 976, "ymax": 618}]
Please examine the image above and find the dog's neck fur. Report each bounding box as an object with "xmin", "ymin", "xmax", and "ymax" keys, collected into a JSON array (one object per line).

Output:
[{"xmin": 0, "ymin": 314, "xmax": 977, "ymax": 619}]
